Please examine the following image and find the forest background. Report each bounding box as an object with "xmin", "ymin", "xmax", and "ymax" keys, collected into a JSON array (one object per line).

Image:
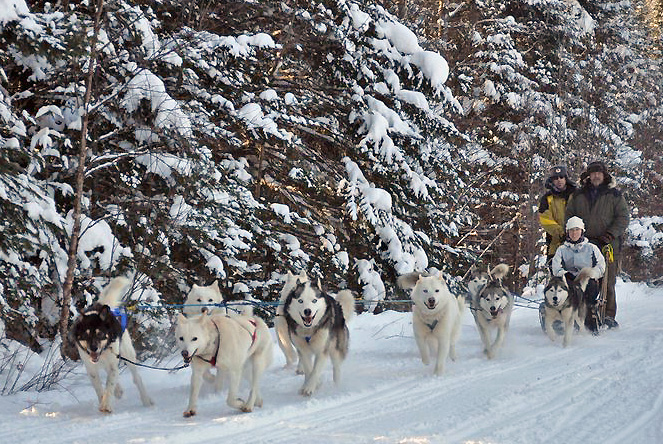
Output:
[{"xmin": 0, "ymin": 0, "xmax": 662, "ymax": 381}]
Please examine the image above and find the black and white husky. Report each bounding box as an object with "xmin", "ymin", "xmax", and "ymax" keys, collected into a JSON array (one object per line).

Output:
[
  {"xmin": 282, "ymin": 281, "xmax": 354, "ymax": 396},
  {"xmin": 543, "ymin": 267, "xmax": 601, "ymax": 346},
  {"xmin": 469, "ymin": 264, "xmax": 514, "ymax": 359},
  {"xmin": 69, "ymin": 276, "xmax": 154, "ymax": 413},
  {"xmin": 275, "ymin": 271, "xmax": 308, "ymax": 372}
]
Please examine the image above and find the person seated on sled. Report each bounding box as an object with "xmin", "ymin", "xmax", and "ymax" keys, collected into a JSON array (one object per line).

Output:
[{"xmin": 551, "ymin": 216, "xmax": 606, "ymax": 332}]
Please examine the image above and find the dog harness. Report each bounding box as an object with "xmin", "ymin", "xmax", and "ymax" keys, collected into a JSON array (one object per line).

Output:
[
  {"xmin": 195, "ymin": 319, "xmax": 257, "ymax": 368},
  {"xmin": 196, "ymin": 321, "xmax": 221, "ymax": 367},
  {"xmin": 425, "ymin": 320, "xmax": 439, "ymax": 331},
  {"xmin": 110, "ymin": 307, "xmax": 128, "ymax": 333}
]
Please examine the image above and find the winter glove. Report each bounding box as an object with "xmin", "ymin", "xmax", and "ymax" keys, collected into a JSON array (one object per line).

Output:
[{"xmin": 598, "ymin": 233, "xmax": 614, "ymax": 245}]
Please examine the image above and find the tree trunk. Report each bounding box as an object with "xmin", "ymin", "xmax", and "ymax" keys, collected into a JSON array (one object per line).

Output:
[{"xmin": 59, "ymin": 0, "xmax": 105, "ymax": 360}]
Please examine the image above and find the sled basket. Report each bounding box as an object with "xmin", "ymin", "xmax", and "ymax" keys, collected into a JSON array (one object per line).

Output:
[{"xmin": 593, "ymin": 244, "xmax": 614, "ymax": 331}]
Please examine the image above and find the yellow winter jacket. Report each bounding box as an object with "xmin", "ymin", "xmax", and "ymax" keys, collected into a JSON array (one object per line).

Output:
[{"xmin": 538, "ymin": 180, "xmax": 576, "ymax": 257}]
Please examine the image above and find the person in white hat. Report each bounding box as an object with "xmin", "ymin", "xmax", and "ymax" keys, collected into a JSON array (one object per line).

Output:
[{"xmin": 551, "ymin": 216, "xmax": 606, "ymax": 333}]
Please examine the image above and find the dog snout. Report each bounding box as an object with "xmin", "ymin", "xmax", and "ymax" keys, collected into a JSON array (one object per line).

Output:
[
  {"xmin": 303, "ymin": 308, "xmax": 312, "ymax": 317},
  {"xmin": 427, "ymin": 297, "xmax": 435, "ymax": 306},
  {"xmin": 181, "ymin": 350, "xmax": 190, "ymax": 359}
]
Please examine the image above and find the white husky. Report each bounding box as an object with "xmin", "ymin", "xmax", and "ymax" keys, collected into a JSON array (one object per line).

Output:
[
  {"xmin": 175, "ymin": 310, "xmax": 273, "ymax": 416},
  {"xmin": 398, "ymin": 271, "xmax": 464, "ymax": 376},
  {"xmin": 282, "ymin": 281, "xmax": 354, "ymax": 396},
  {"xmin": 469, "ymin": 263, "xmax": 513, "ymax": 359}
]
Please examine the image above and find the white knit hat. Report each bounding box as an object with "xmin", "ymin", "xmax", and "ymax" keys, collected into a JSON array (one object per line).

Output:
[{"xmin": 565, "ymin": 216, "xmax": 585, "ymax": 231}]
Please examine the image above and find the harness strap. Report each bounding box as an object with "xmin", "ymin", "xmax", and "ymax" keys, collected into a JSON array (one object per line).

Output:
[
  {"xmin": 247, "ymin": 318, "xmax": 258, "ymax": 346},
  {"xmin": 426, "ymin": 320, "xmax": 439, "ymax": 331},
  {"xmin": 110, "ymin": 307, "xmax": 128, "ymax": 333},
  {"xmin": 196, "ymin": 321, "xmax": 220, "ymax": 367}
]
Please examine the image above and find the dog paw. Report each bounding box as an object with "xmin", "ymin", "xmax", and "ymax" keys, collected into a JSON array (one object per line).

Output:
[
  {"xmin": 142, "ymin": 397, "xmax": 155, "ymax": 407},
  {"xmin": 114, "ymin": 384, "xmax": 123, "ymax": 399},
  {"xmin": 300, "ymin": 386, "xmax": 314, "ymax": 397},
  {"xmin": 99, "ymin": 404, "xmax": 112, "ymax": 414},
  {"xmin": 183, "ymin": 409, "xmax": 196, "ymax": 418},
  {"xmin": 228, "ymin": 398, "xmax": 245, "ymax": 409},
  {"xmin": 255, "ymin": 397, "xmax": 263, "ymax": 408},
  {"xmin": 240, "ymin": 404, "xmax": 253, "ymax": 413}
]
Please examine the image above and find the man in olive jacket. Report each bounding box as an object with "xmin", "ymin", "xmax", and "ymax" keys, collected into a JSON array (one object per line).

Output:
[{"xmin": 565, "ymin": 161, "xmax": 629, "ymax": 330}]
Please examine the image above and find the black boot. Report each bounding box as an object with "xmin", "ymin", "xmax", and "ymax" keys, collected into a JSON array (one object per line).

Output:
[{"xmin": 603, "ymin": 317, "xmax": 619, "ymax": 329}]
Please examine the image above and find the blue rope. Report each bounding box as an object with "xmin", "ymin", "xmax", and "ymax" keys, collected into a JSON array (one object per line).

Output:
[{"xmin": 130, "ymin": 298, "xmax": 415, "ymax": 312}]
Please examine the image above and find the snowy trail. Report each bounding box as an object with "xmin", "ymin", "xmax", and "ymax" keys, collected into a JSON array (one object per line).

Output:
[{"xmin": 1, "ymin": 281, "xmax": 662, "ymax": 443}]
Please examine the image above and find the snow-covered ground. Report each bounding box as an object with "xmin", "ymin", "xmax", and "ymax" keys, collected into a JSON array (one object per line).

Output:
[{"xmin": 1, "ymin": 280, "xmax": 662, "ymax": 444}]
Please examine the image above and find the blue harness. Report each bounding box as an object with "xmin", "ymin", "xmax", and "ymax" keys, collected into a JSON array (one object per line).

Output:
[{"xmin": 110, "ymin": 307, "xmax": 128, "ymax": 333}]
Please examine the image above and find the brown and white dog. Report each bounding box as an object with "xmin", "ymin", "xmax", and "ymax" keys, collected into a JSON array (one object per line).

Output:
[{"xmin": 69, "ymin": 276, "xmax": 154, "ymax": 413}]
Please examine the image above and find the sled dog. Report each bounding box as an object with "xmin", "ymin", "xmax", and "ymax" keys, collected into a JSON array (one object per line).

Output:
[
  {"xmin": 466, "ymin": 266, "xmax": 490, "ymax": 302},
  {"xmin": 175, "ymin": 309, "xmax": 273, "ymax": 416},
  {"xmin": 543, "ymin": 275, "xmax": 583, "ymax": 347},
  {"xmin": 282, "ymin": 281, "xmax": 354, "ymax": 396},
  {"xmin": 183, "ymin": 280, "xmax": 254, "ymax": 316},
  {"xmin": 398, "ymin": 270, "xmax": 464, "ymax": 376},
  {"xmin": 543, "ymin": 267, "xmax": 602, "ymax": 345},
  {"xmin": 275, "ymin": 271, "xmax": 308, "ymax": 372},
  {"xmin": 469, "ymin": 264, "xmax": 514, "ymax": 359},
  {"xmin": 69, "ymin": 276, "xmax": 154, "ymax": 413}
]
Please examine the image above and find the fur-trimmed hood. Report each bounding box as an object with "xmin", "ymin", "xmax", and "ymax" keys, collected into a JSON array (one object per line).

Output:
[{"xmin": 578, "ymin": 171, "xmax": 617, "ymax": 191}]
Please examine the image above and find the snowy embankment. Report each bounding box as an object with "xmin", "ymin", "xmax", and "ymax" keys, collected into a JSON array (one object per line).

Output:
[{"xmin": 1, "ymin": 280, "xmax": 662, "ymax": 444}]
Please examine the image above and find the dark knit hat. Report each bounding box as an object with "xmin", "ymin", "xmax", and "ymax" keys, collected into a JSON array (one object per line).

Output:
[
  {"xmin": 549, "ymin": 165, "xmax": 567, "ymax": 178},
  {"xmin": 586, "ymin": 161, "xmax": 608, "ymax": 175}
]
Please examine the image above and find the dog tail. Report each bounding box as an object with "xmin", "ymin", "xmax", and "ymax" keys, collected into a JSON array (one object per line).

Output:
[
  {"xmin": 489, "ymin": 263, "xmax": 510, "ymax": 281},
  {"xmin": 336, "ymin": 290, "xmax": 356, "ymax": 323},
  {"xmin": 574, "ymin": 267, "xmax": 602, "ymax": 292},
  {"xmin": 98, "ymin": 276, "xmax": 130, "ymax": 308},
  {"xmin": 396, "ymin": 272, "xmax": 421, "ymax": 290}
]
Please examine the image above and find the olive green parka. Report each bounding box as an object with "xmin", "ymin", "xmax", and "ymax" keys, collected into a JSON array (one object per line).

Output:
[{"xmin": 564, "ymin": 172, "xmax": 629, "ymax": 254}]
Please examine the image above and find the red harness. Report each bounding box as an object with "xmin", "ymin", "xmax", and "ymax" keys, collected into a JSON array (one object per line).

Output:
[{"xmin": 199, "ymin": 318, "xmax": 258, "ymax": 368}]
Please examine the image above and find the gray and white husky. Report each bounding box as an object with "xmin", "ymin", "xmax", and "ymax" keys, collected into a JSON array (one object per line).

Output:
[
  {"xmin": 69, "ymin": 276, "xmax": 154, "ymax": 413},
  {"xmin": 175, "ymin": 309, "xmax": 273, "ymax": 416},
  {"xmin": 543, "ymin": 267, "xmax": 601, "ymax": 346},
  {"xmin": 282, "ymin": 281, "xmax": 354, "ymax": 396},
  {"xmin": 469, "ymin": 264, "xmax": 514, "ymax": 359},
  {"xmin": 275, "ymin": 271, "xmax": 308, "ymax": 372},
  {"xmin": 398, "ymin": 270, "xmax": 464, "ymax": 376}
]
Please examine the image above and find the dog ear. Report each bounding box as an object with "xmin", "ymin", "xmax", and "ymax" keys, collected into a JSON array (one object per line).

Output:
[
  {"xmin": 98, "ymin": 305, "xmax": 112, "ymax": 321},
  {"xmin": 397, "ymin": 272, "xmax": 420, "ymax": 290}
]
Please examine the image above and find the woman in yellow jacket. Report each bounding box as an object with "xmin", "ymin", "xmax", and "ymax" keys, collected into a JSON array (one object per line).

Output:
[{"xmin": 538, "ymin": 165, "xmax": 577, "ymax": 264}]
